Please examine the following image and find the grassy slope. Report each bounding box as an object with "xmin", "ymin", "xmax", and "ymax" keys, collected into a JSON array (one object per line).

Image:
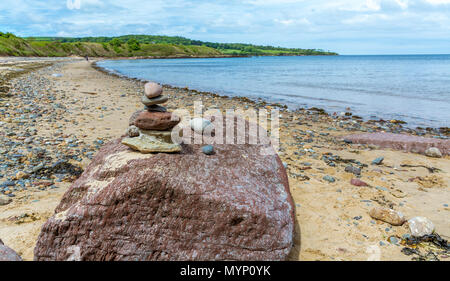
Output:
[
  {"xmin": 26, "ymin": 34, "xmax": 338, "ymax": 56},
  {"xmin": 0, "ymin": 35, "xmax": 222, "ymax": 57}
]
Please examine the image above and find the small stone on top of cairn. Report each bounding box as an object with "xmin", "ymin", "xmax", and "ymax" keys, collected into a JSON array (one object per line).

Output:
[{"xmin": 122, "ymin": 82, "xmax": 181, "ymax": 153}]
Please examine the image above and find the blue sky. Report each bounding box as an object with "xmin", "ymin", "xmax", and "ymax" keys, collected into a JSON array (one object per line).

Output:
[{"xmin": 0, "ymin": 0, "xmax": 449, "ymax": 54}]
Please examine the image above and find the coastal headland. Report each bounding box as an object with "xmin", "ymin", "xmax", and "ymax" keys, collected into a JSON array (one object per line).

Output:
[{"xmin": 0, "ymin": 57, "xmax": 448, "ymax": 261}]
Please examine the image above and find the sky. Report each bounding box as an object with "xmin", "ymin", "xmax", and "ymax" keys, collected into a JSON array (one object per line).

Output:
[{"xmin": 0, "ymin": 0, "xmax": 449, "ymax": 54}]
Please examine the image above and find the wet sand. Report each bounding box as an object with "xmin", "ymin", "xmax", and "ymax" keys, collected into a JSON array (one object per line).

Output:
[{"xmin": 0, "ymin": 59, "xmax": 448, "ymax": 261}]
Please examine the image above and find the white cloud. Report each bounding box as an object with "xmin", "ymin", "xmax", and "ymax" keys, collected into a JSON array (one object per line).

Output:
[
  {"xmin": 425, "ymin": 0, "xmax": 450, "ymax": 4},
  {"xmin": 0, "ymin": 0, "xmax": 449, "ymax": 54},
  {"xmin": 274, "ymin": 18, "xmax": 311, "ymax": 26},
  {"xmin": 395, "ymin": 0, "xmax": 409, "ymax": 9}
]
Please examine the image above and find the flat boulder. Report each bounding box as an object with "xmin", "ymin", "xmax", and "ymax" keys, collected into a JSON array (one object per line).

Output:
[
  {"xmin": 343, "ymin": 132, "xmax": 450, "ymax": 156},
  {"xmin": 34, "ymin": 120, "xmax": 294, "ymax": 261}
]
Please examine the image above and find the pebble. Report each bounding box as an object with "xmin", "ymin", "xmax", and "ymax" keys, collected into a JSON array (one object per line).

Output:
[
  {"xmin": 190, "ymin": 118, "xmax": 214, "ymax": 134},
  {"xmin": 372, "ymin": 157, "xmax": 384, "ymax": 165},
  {"xmin": 424, "ymin": 147, "xmax": 442, "ymax": 158},
  {"xmin": 345, "ymin": 165, "xmax": 361, "ymax": 175},
  {"xmin": 375, "ymin": 186, "xmax": 388, "ymax": 192},
  {"xmin": 388, "ymin": 236, "xmax": 399, "ymax": 245},
  {"xmin": 323, "ymin": 175, "xmax": 335, "ymax": 183},
  {"xmin": 402, "ymin": 233, "xmax": 411, "ymax": 240},
  {"xmin": 0, "ymin": 194, "xmax": 12, "ymax": 206},
  {"xmin": 408, "ymin": 216, "xmax": 435, "ymax": 237},
  {"xmin": 350, "ymin": 178, "xmax": 368, "ymax": 187},
  {"xmin": 369, "ymin": 207, "xmax": 406, "ymax": 226},
  {"xmin": 127, "ymin": 125, "xmax": 140, "ymax": 138},
  {"xmin": 201, "ymin": 145, "xmax": 215, "ymax": 155}
]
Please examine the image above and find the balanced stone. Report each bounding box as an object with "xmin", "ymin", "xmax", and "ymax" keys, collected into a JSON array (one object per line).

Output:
[
  {"xmin": 129, "ymin": 110, "xmax": 144, "ymax": 126},
  {"xmin": 140, "ymin": 129, "xmax": 175, "ymax": 143},
  {"xmin": 134, "ymin": 111, "xmax": 180, "ymax": 131},
  {"xmin": 144, "ymin": 82, "xmax": 163, "ymax": 98},
  {"xmin": 122, "ymin": 134, "xmax": 181, "ymax": 153},
  {"xmin": 141, "ymin": 95, "xmax": 168, "ymax": 106},
  {"xmin": 145, "ymin": 105, "xmax": 167, "ymax": 112},
  {"xmin": 127, "ymin": 125, "xmax": 140, "ymax": 138}
]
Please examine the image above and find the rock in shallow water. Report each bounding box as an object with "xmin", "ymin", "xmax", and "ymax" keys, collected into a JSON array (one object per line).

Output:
[
  {"xmin": 34, "ymin": 133, "xmax": 294, "ymax": 261},
  {"xmin": 344, "ymin": 132, "xmax": 450, "ymax": 156}
]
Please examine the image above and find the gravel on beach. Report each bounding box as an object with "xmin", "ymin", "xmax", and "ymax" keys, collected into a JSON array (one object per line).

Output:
[{"xmin": 0, "ymin": 58, "xmax": 448, "ymax": 261}]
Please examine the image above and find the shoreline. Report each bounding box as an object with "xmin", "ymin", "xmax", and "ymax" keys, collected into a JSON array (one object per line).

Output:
[
  {"xmin": 0, "ymin": 59, "xmax": 448, "ymax": 261},
  {"xmin": 92, "ymin": 58, "xmax": 449, "ymax": 137}
]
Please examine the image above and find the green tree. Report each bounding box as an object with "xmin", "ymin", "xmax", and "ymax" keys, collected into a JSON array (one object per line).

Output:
[
  {"xmin": 127, "ymin": 38, "xmax": 140, "ymax": 51},
  {"xmin": 109, "ymin": 38, "xmax": 123, "ymax": 48}
]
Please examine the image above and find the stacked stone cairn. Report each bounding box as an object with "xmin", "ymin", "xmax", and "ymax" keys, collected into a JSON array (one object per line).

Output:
[{"xmin": 122, "ymin": 82, "xmax": 182, "ymax": 153}]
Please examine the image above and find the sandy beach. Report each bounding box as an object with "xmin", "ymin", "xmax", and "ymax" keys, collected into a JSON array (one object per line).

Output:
[{"xmin": 0, "ymin": 58, "xmax": 448, "ymax": 261}]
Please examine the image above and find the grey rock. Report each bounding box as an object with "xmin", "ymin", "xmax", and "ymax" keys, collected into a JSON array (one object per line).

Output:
[
  {"xmin": 372, "ymin": 157, "xmax": 384, "ymax": 165},
  {"xmin": 323, "ymin": 175, "xmax": 335, "ymax": 183},
  {"xmin": 145, "ymin": 105, "xmax": 167, "ymax": 112},
  {"xmin": 0, "ymin": 195, "xmax": 12, "ymax": 206},
  {"xmin": 201, "ymin": 145, "xmax": 214, "ymax": 155},
  {"xmin": 190, "ymin": 118, "xmax": 214, "ymax": 134},
  {"xmin": 126, "ymin": 125, "xmax": 140, "ymax": 138},
  {"xmin": 425, "ymin": 147, "xmax": 442, "ymax": 158},
  {"xmin": 344, "ymin": 165, "xmax": 361, "ymax": 175},
  {"xmin": 141, "ymin": 95, "xmax": 168, "ymax": 106}
]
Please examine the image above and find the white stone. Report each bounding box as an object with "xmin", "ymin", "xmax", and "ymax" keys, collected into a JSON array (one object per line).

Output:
[
  {"xmin": 0, "ymin": 195, "xmax": 12, "ymax": 206},
  {"xmin": 425, "ymin": 147, "xmax": 442, "ymax": 158},
  {"xmin": 190, "ymin": 118, "xmax": 214, "ymax": 134},
  {"xmin": 408, "ymin": 216, "xmax": 435, "ymax": 237}
]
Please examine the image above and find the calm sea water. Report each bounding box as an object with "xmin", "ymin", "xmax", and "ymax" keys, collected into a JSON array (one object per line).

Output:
[{"xmin": 98, "ymin": 55, "xmax": 450, "ymax": 128}]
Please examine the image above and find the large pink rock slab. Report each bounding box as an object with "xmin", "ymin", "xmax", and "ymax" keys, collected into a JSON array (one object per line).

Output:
[
  {"xmin": 344, "ymin": 132, "xmax": 450, "ymax": 156},
  {"xmin": 34, "ymin": 124, "xmax": 294, "ymax": 261},
  {"xmin": 0, "ymin": 240, "xmax": 22, "ymax": 261}
]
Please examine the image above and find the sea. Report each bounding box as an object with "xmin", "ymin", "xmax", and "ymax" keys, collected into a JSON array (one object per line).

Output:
[{"xmin": 97, "ymin": 55, "xmax": 450, "ymax": 128}]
